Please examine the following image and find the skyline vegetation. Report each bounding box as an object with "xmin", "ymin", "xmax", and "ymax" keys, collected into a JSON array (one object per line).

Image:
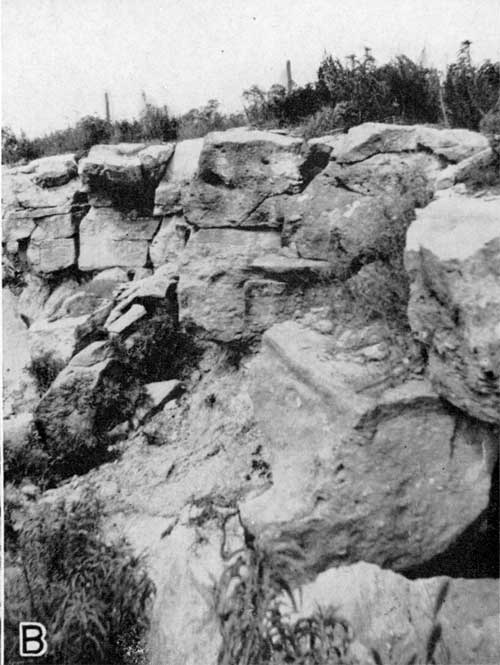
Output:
[{"xmin": 2, "ymin": 41, "xmax": 499, "ymax": 164}]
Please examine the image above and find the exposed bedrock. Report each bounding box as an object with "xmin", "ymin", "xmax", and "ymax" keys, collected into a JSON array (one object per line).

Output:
[
  {"xmin": 3, "ymin": 121, "xmax": 500, "ymax": 665},
  {"xmin": 78, "ymin": 142, "xmax": 175, "ymax": 210},
  {"xmin": 405, "ymin": 194, "xmax": 500, "ymax": 424},
  {"xmin": 183, "ymin": 128, "xmax": 306, "ymax": 229},
  {"xmin": 334, "ymin": 122, "xmax": 489, "ymax": 164},
  {"xmin": 239, "ymin": 321, "xmax": 498, "ymax": 575}
]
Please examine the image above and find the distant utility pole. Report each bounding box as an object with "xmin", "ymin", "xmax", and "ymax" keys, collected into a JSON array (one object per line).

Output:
[
  {"xmin": 286, "ymin": 60, "xmax": 293, "ymax": 94},
  {"xmin": 104, "ymin": 91, "xmax": 111, "ymax": 122}
]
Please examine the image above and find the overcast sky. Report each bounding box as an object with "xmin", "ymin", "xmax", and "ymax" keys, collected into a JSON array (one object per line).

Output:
[{"xmin": 2, "ymin": 0, "xmax": 500, "ymax": 137}]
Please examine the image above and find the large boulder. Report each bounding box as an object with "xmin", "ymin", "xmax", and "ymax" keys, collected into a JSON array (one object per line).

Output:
[
  {"xmin": 177, "ymin": 228, "xmax": 332, "ymax": 341},
  {"xmin": 435, "ymin": 147, "xmax": 494, "ymax": 190},
  {"xmin": 28, "ymin": 276, "xmax": 119, "ymax": 366},
  {"xmin": 78, "ymin": 207, "xmax": 160, "ymax": 271},
  {"xmin": 2, "ymin": 170, "xmax": 87, "ymax": 276},
  {"xmin": 78, "ymin": 143, "xmax": 175, "ymax": 209},
  {"xmin": 26, "ymin": 212, "xmax": 77, "ymax": 273},
  {"xmin": 239, "ymin": 321, "xmax": 496, "ymax": 574},
  {"xmin": 406, "ymin": 195, "xmax": 500, "ymax": 424},
  {"xmin": 34, "ymin": 340, "xmax": 115, "ymax": 448},
  {"xmin": 329, "ymin": 152, "xmax": 437, "ymax": 203},
  {"xmin": 147, "ymin": 512, "xmax": 243, "ymax": 665},
  {"xmin": 335, "ymin": 123, "xmax": 489, "ymax": 164},
  {"xmin": 178, "ymin": 227, "xmax": 281, "ymax": 340},
  {"xmin": 4, "ymin": 177, "xmax": 83, "ymax": 217},
  {"xmin": 2, "ymin": 176, "xmax": 85, "ymax": 262},
  {"xmin": 438, "ymin": 578, "xmax": 500, "ymax": 665},
  {"xmin": 20, "ymin": 153, "xmax": 78, "ymax": 188},
  {"xmin": 287, "ymin": 563, "xmax": 500, "ymax": 665},
  {"xmin": 284, "ymin": 161, "xmax": 418, "ymax": 277},
  {"xmin": 184, "ymin": 128, "xmax": 305, "ymax": 228}
]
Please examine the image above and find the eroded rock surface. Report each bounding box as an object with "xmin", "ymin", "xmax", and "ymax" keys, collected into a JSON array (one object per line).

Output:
[
  {"xmin": 240, "ymin": 321, "xmax": 497, "ymax": 574},
  {"xmin": 406, "ymin": 194, "xmax": 500, "ymax": 424},
  {"xmin": 184, "ymin": 128, "xmax": 305, "ymax": 228},
  {"xmin": 79, "ymin": 207, "xmax": 159, "ymax": 271},
  {"xmin": 3, "ymin": 123, "xmax": 499, "ymax": 665},
  {"xmin": 335, "ymin": 122, "xmax": 489, "ymax": 164},
  {"xmin": 79, "ymin": 142, "xmax": 175, "ymax": 209},
  {"xmin": 287, "ymin": 563, "xmax": 500, "ymax": 665}
]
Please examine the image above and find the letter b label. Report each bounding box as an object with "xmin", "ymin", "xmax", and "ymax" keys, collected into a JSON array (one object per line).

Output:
[{"xmin": 19, "ymin": 622, "xmax": 48, "ymax": 657}]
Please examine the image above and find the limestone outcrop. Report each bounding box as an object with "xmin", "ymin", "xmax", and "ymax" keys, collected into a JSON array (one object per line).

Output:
[
  {"xmin": 78, "ymin": 142, "xmax": 175, "ymax": 209},
  {"xmin": 20, "ymin": 153, "xmax": 78, "ymax": 188},
  {"xmin": 78, "ymin": 207, "xmax": 160, "ymax": 271},
  {"xmin": 335, "ymin": 122, "xmax": 489, "ymax": 164},
  {"xmin": 287, "ymin": 563, "xmax": 500, "ymax": 665},
  {"xmin": 184, "ymin": 128, "xmax": 305, "ymax": 228},
  {"xmin": 3, "ymin": 122, "xmax": 499, "ymax": 665},
  {"xmin": 406, "ymin": 194, "xmax": 500, "ymax": 424},
  {"xmin": 27, "ymin": 275, "xmax": 119, "ymax": 365},
  {"xmin": 239, "ymin": 321, "xmax": 497, "ymax": 574}
]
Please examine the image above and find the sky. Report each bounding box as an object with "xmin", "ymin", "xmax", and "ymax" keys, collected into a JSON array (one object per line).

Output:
[{"xmin": 2, "ymin": 0, "xmax": 500, "ymax": 137}]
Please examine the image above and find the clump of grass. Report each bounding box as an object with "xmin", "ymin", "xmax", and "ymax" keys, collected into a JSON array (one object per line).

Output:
[
  {"xmin": 216, "ymin": 539, "xmax": 357, "ymax": 665},
  {"xmin": 301, "ymin": 105, "xmax": 347, "ymax": 139},
  {"xmin": 26, "ymin": 352, "xmax": 66, "ymax": 394},
  {"xmin": 4, "ymin": 487, "xmax": 155, "ymax": 664}
]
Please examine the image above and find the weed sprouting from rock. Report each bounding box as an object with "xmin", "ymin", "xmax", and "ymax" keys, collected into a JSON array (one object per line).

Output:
[{"xmin": 216, "ymin": 539, "xmax": 358, "ymax": 665}]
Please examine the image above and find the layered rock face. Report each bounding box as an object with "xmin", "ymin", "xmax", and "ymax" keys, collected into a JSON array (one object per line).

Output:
[{"xmin": 3, "ymin": 122, "xmax": 499, "ymax": 665}]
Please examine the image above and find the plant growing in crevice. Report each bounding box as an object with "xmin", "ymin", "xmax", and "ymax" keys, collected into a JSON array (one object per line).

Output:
[
  {"xmin": 216, "ymin": 538, "xmax": 358, "ymax": 664},
  {"xmin": 4, "ymin": 487, "xmax": 155, "ymax": 665},
  {"xmin": 26, "ymin": 352, "xmax": 66, "ymax": 394},
  {"xmin": 110, "ymin": 309, "xmax": 203, "ymax": 384}
]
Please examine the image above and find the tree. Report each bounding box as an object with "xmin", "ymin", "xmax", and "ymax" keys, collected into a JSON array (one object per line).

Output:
[
  {"xmin": 445, "ymin": 41, "xmax": 500, "ymax": 129},
  {"xmin": 74, "ymin": 115, "xmax": 113, "ymax": 151},
  {"xmin": 138, "ymin": 103, "xmax": 177, "ymax": 141}
]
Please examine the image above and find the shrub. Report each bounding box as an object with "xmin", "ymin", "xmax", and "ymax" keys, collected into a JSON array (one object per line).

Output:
[
  {"xmin": 317, "ymin": 49, "xmax": 442, "ymax": 128},
  {"xmin": 444, "ymin": 41, "xmax": 500, "ymax": 130},
  {"xmin": 2, "ymin": 126, "xmax": 42, "ymax": 163},
  {"xmin": 177, "ymin": 99, "xmax": 246, "ymax": 140},
  {"xmin": 4, "ymin": 488, "xmax": 155, "ymax": 664},
  {"xmin": 112, "ymin": 310, "xmax": 203, "ymax": 384},
  {"xmin": 343, "ymin": 258, "xmax": 410, "ymax": 332},
  {"xmin": 216, "ymin": 539, "xmax": 357, "ymax": 665},
  {"xmin": 26, "ymin": 352, "xmax": 66, "ymax": 394},
  {"xmin": 480, "ymin": 100, "xmax": 500, "ymax": 162},
  {"xmin": 302, "ymin": 106, "xmax": 346, "ymax": 139},
  {"xmin": 139, "ymin": 102, "xmax": 177, "ymax": 141},
  {"xmin": 4, "ymin": 425, "xmax": 50, "ymax": 487}
]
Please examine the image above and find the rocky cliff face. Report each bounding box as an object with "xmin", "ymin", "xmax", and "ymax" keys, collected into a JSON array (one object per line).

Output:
[{"xmin": 3, "ymin": 123, "xmax": 499, "ymax": 665}]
